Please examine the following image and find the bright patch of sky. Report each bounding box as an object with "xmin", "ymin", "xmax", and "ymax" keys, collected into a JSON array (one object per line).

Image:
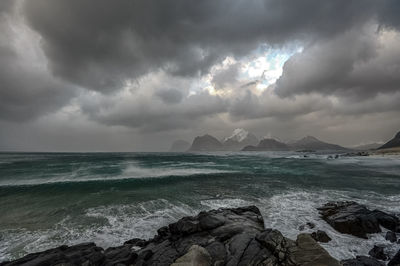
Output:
[
  {"xmin": 239, "ymin": 44, "xmax": 302, "ymax": 90},
  {"xmin": 200, "ymin": 43, "xmax": 302, "ymax": 96}
]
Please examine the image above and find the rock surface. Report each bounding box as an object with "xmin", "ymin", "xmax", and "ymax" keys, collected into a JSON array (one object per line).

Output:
[
  {"xmin": 341, "ymin": 255, "xmax": 385, "ymax": 266},
  {"xmin": 389, "ymin": 249, "xmax": 400, "ymax": 266},
  {"xmin": 1, "ymin": 206, "xmax": 341, "ymax": 266},
  {"xmin": 386, "ymin": 231, "xmax": 398, "ymax": 243},
  {"xmin": 170, "ymin": 245, "xmax": 211, "ymax": 266},
  {"xmin": 368, "ymin": 245, "xmax": 388, "ymax": 261},
  {"xmin": 318, "ymin": 201, "xmax": 400, "ymax": 238},
  {"xmin": 310, "ymin": 230, "xmax": 332, "ymax": 243}
]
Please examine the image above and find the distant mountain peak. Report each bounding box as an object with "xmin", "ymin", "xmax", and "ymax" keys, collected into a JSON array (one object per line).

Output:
[
  {"xmin": 301, "ymin": 136, "xmax": 319, "ymax": 142},
  {"xmin": 242, "ymin": 138, "xmax": 289, "ymax": 151},
  {"xmin": 224, "ymin": 128, "xmax": 250, "ymax": 143},
  {"xmin": 289, "ymin": 136, "xmax": 347, "ymax": 151},
  {"xmin": 188, "ymin": 134, "xmax": 223, "ymax": 151},
  {"xmin": 378, "ymin": 130, "xmax": 400, "ymax": 150},
  {"xmin": 222, "ymin": 128, "xmax": 258, "ymax": 151}
]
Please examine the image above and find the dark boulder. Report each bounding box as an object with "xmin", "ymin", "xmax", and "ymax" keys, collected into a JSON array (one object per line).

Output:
[
  {"xmin": 341, "ymin": 255, "xmax": 385, "ymax": 266},
  {"xmin": 310, "ymin": 230, "xmax": 332, "ymax": 243},
  {"xmin": 386, "ymin": 231, "xmax": 397, "ymax": 243},
  {"xmin": 389, "ymin": 249, "xmax": 400, "ymax": 266},
  {"xmin": 0, "ymin": 243, "xmax": 106, "ymax": 266},
  {"xmin": 298, "ymin": 222, "xmax": 315, "ymax": 231},
  {"xmin": 318, "ymin": 201, "xmax": 400, "ymax": 238},
  {"xmin": 368, "ymin": 245, "xmax": 388, "ymax": 261}
]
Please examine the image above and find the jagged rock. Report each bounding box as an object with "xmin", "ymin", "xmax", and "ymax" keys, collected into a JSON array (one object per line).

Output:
[
  {"xmin": 298, "ymin": 222, "xmax": 316, "ymax": 231},
  {"xmin": 310, "ymin": 230, "xmax": 332, "ymax": 243},
  {"xmin": 318, "ymin": 201, "xmax": 400, "ymax": 238},
  {"xmin": 171, "ymin": 245, "xmax": 211, "ymax": 266},
  {"xmin": 368, "ymin": 245, "xmax": 388, "ymax": 261},
  {"xmin": 341, "ymin": 255, "xmax": 385, "ymax": 266},
  {"xmin": 389, "ymin": 249, "xmax": 400, "ymax": 266},
  {"xmin": 386, "ymin": 231, "xmax": 397, "ymax": 242},
  {"xmin": 0, "ymin": 243, "xmax": 106, "ymax": 266},
  {"xmin": 290, "ymin": 234, "xmax": 340, "ymax": 266},
  {"xmin": 123, "ymin": 238, "xmax": 148, "ymax": 247},
  {"xmin": 103, "ymin": 245, "xmax": 138, "ymax": 265}
]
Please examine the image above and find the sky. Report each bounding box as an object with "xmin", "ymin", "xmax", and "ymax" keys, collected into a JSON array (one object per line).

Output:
[{"xmin": 1, "ymin": 0, "xmax": 400, "ymax": 151}]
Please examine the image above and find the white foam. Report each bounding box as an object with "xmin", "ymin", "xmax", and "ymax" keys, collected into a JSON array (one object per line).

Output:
[
  {"xmin": 259, "ymin": 190, "xmax": 400, "ymax": 260},
  {"xmin": 0, "ymin": 164, "xmax": 232, "ymax": 187},
  {"xmin": 0, "ymin": 199, "xmax": 198, "ymax": 261},
  {"xmin": 1, "ymin": 191, "xmax": 399, "ymax": 262},
  {"xmin": 121, "ymin": 164, "xmax": 231, "ymax": 179}
]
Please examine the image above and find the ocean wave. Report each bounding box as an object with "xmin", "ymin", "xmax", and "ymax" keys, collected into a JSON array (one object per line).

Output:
[
  {"xmin": 0, "ymin": 164, "xmax": 233, "ymax": 187},
  {"xmin": 1, "ymin": 191, "xmax": 400, "ymax": 262},
  {"xmin": 0, "ymin": 199, "xmax": 198, "ymax": 261}
]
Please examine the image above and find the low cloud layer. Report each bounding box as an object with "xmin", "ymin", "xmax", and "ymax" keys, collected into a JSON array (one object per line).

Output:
[{"xmin": 0, "ymin": 0, "xmax": 400, "ymax": 151}]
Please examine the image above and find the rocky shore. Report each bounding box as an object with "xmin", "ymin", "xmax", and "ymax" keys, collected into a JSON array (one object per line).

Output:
[{"xmin": 1, "ymin": 202, "xmax": 400, "ymax": 266}]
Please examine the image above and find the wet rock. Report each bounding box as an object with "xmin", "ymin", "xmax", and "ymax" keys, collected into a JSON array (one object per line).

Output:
[
  {"xmin": 298, "ymin": 222, "xmax": 316, "ymax": 231},
  {"xmin": 134, "ymin": 206, "xmax": 265, "ymax": 266},
  {"xmin": 123, "ymin": 238, "xmax": 147, "ymax": 247},
  {"xmin": 388, "ymin": 249, "xmax": 400, "ymax": 266},
  {"xmin": 318, "ymin": 201, "xmax": 400, "ymax": 238},
  {"xmin": 0, "ymin": 243, "xmax": 106, "ymax": 266},
  {"xmin": 204, "ymin": 241, "xmax": 226, "ymax": 265},
  {"xmin": 290, "ymin": 234, "xmax": 340, "ymax": 266},
  {"xmin": 310, "ymin": 230, "xmax": 332, "ymax": 243},
  {"xmin": 103, "ymin": 245, "xmax": 137, "ymax": 265},
  {"xmin": 171, "ymin": 245, "xmax": 211, "ymax": 266},
  {"xmin": 341, "ymin": 255, "xmax": 385, "ymax": 266},
  {"xmin": 386, "ymin": 231, "xmax": 397, "ymax": 243},
  {"xmin": 2, "ymin": 205, "xmax": 341, "ymax": 266},
  {"xmin": 198, "ymin": 212, "xmax": 225, "ymax": 230},
  {"xmin": 368, "ymin": 245, "xmax": 388, "ymax": 261}
]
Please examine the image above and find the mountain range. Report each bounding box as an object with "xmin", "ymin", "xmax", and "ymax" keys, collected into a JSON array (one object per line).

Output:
[
  {"xmin": 170, "ymin": 129, "xmax": 400, "ymax": 152},
  {"xmin": 182, "ymin": 129, "xmax": 349, "ymax": 152}
]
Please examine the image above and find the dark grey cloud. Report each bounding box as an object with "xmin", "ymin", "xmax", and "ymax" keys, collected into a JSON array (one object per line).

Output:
[
  {"xmin": 155, "ymin": 89, "xmax": 183, "ymax": 105},
  {"xmin": 81, "ymin": 91, "xmax": 227, "ymax": 132},
  {"xmin": 0, "ymin": 5, "xmax": 75, "ymax": 122},
  {"xmin": 1, "ymin": 0, "xmax": 400, "ymax": 151},
  {"xmin": 378, "ymin": 0, "xmax": 400, "ymax": 30},
  {"xmin": 23, "ymin": 0, "xmax": 383, "ymax": 93},
  {"xmin": 275, "ymin": 26, "xmax": 400, "ymax": 99}
]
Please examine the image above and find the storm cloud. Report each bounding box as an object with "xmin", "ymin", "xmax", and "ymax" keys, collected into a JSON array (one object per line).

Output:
[{"xmin": 0, "ymin": 0, "xmax": 400, "ymax": 151}]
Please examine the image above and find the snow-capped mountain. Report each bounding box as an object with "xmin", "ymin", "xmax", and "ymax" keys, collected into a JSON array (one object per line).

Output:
[{"xmin": 223, "ymin": 128, "xmax": 258, "ymax": 150}]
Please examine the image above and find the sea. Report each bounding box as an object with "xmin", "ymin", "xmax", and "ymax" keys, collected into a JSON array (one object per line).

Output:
[{"xmin": 0, "ymin": 151, "xmax": 400, "ymax": 262}]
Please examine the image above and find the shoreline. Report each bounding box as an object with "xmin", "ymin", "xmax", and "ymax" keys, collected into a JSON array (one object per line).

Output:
[{"xmin": 1, "ymin": 202, "xmax": 399, "ymax": 266}]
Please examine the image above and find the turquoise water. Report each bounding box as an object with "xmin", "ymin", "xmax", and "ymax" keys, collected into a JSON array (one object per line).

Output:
[{"xmin": 0, "ymin": 152, "xmax": 400, "ymax": 261}]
